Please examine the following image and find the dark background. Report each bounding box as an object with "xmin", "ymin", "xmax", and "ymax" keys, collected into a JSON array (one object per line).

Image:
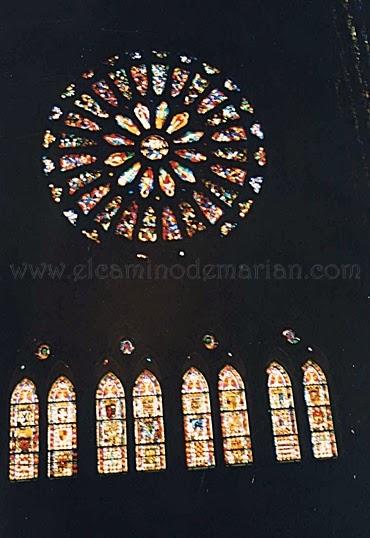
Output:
[{"xmin": 0, "ymin": 0, "xmax": 369, "ymax": 536}]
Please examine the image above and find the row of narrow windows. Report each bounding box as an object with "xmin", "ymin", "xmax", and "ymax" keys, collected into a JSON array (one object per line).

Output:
[{"xmin": 9, "ymin": 360, "xmax": 337, "ymax": 481}]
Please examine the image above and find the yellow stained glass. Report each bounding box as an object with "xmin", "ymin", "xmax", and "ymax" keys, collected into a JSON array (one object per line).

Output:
[
  {"xmin": 47, "ymin": 376, "xmax": 77, "ymax": 478},
  {"xmin": 302, "ymin": 360, "xmax": 338, "ymax": 459},
  {"xmin": 267, "ymin": 362, "xmax": 301, "ymax": 462},
  {"xmin": 133, "ymin": 370, "xmax": 166, "ymax": 471},
  {"xmin": 218, "ymin": 365, "xmax": 253, "ymax": 465},
  {"xmin": 182, "ymin": 367, "xmax": 215, "ymax": 469},
  {"xmin": 9, "ymin": 378, "xmax": 39, "ymax": 481},
  {"xmin": 96, "ymin": 372, "xmax": 127, "ymax": 474}
]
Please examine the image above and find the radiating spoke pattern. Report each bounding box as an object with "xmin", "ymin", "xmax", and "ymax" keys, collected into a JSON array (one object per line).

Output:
[
  {"xmin": 42, "ymin": 51, "xmax": 267, "ymax": 244},
  {"xmin": 302, "ymin": 361, "xmax": 338, "ymax": 459}
]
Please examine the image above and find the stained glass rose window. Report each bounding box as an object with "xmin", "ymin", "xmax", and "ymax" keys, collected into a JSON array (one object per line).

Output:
[{"xmin": 42, "ymin": 51, "xmax": 266, "ymax": 245}]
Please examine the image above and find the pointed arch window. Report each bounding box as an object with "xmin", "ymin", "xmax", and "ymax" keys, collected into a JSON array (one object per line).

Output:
[
  {"xmin": 302, "ymin": 360, "xmax": 338, "ymax": 459},
  {"xmin": 96, "ymin": 372, "xmax": 127, "ymax": 474},
  {"xmin": 218, "ymin": 365, "xmax": 253, "ymax": 465},
  {"xmin": 182, "ymin": 367, "xmax": 215, "ymax": 469},
  {"xmin": 267, "ymin": 362, "xmax": 301, "ymax": 462},
  {"xmin": 48, "ymin": 376, "xmax": 77, "ymax": 478},
  {"xmin": 133, "ymin": 370, "xmax": 166, "ymax": 471},
  {"xmin": 9, "ymin": 378, "xmax": 39, "ymax": 481}
]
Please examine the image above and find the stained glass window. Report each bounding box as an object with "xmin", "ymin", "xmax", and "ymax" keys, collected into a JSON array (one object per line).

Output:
[
  {"xmin": 133, "ymin": 370, "xmax": 166, "ymax": 471},
  {"xmin": 48, "ymin": 376, "xmax": 77, "ymax": 478},
  {"xmin": 35, "ymin": 343, "xmax": 51, "ymax": 360},
  {"xmin": 218, "ymin": 366, "xmax": 253, "ymax": 465},
  {"xmin": 202, "ymin": 334, "xmax": 219, "ymax": 350},
  {"xmin": 266, "ymin": 362, "xmax": 301, "ymax": 462},
  {"xmin": 42, "ymin": 50, "xmax": 267, "ymax": 244},
  {"xmin": 182, "ymin": 367, "xmax": 215, "ymax": 469},
  {"xmin": 281, "ymin": 328, "xmax": 301, "ymax": 344},
  {"xmin": 96, "ymin": 372, "xmax": 127, "ymax": 474},
  {"xmin": 302, "ymin": 360, "xmax": 338, "ymax": 459},
  {"xmin": 9, "ymin": 379, "xmax": 39, "ymax": 481}
]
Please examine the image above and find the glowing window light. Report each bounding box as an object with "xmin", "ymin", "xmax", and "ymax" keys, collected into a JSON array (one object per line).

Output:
[
  {"xmin": 266, "ymin": 362, "xmax": 301, "ymax": 462},
  {"xmin": 9, "ymin": 378, "xmax": 39, "ymax": 481},
  {"xmin": 302, "ymin": 360, "xmax": 338, "ymax": 459},
  {"xmin": 133, "ymin": 370, "xmax": 166, "ymax": 471},
  {"xmin": 182, "ymin": 367, "xmax": 215, "ymax": 469},
  {"xmin": 47, "ymin": 376, "xmax": 77, "ymax": 478},
  {"xmin": 218, "ymin": 365, "xmax": 253, "ymax": 465},
  {"xmin": 96, "ymin": 372, "xmax": 127, "ymax": 474}
]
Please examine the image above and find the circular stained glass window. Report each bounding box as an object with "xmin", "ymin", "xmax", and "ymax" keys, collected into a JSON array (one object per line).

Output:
[
  {"xmin": 202, "ymin": 334, "xmax": 219, "ymax": 350},
  {"xmin": 281, "ymin": 329, "xmax": 301, "ymax": 345},
  {"xmin": 119, "ymin": 338, "xmax": 135, "ymax": 355},
  {"xmin": 35, "ymin": 343, "xmax": 51, "ymax": 360},
  {"xmin": 42, "ymin": 51, "xmax": 267, "ymax": 245}
]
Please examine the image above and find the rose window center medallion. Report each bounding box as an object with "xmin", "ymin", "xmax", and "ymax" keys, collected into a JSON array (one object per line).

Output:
[
  {"xmin": 42, "ymin": 50, "xmax": 267, "ymax": 245},
  {"xmin": 141, "ymin": 135, "xmax": 169, "ymax": 161}
]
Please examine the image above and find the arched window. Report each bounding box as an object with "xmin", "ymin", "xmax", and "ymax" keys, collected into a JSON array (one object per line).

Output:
[
  {"xmin": 218, "ymin": 365, "xmax": 253, "ymax": 465},
  {"xmin": 96, "ymin": 372, "xmax": 127, "ymax": 474},
  {"xmin": 9, "ymin": 378, "xmax": 39, "ymax": 481},
  {"xmin": 182, "ymin": 367, "xmax": 215, "ymax": 469},
  {"xmin": 266, "ymin": 362, "xmax": 301, "ymax": 462},
  {"xmin": 133, "ymin": 370, "xmax": 166, "ymax": 471},
  {"xmin": 47, "ymin": 376, "xmax": 77, "ymax": 478},
  {"xmin": 302, "ymin": 360, "xmax": 338, "ymax": 459}
]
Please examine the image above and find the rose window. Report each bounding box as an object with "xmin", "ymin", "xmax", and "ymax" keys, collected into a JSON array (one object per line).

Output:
[{"xmin": 42, "ymin": 50, "xmax": 267, "ymax": 245}]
